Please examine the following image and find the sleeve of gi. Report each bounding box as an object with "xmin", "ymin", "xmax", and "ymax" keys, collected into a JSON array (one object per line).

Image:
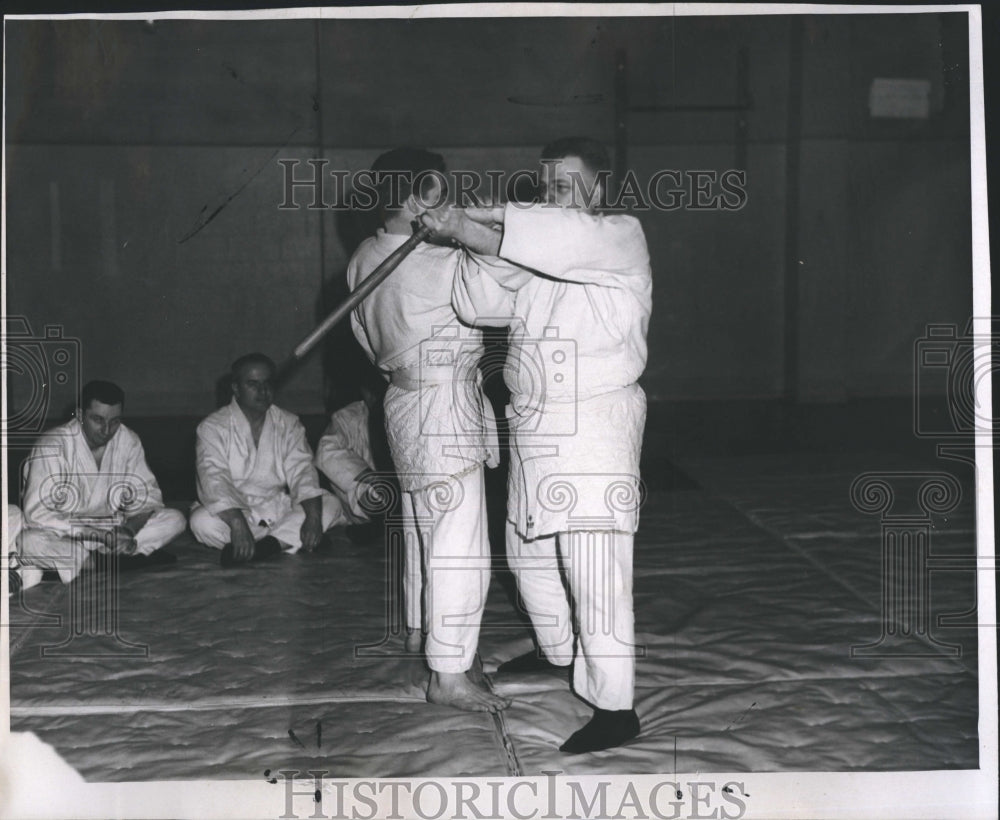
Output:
[
  {"xmin": 22, "ymin": 435, "xmax": 76, "ymax": 535},
  {"xmin": 499, "ymin": 203, "xmax": 650, "ymax": 289},
  {"xmin": 315, "ymin": 410, "xmax": 372, "ymax": 516},
  {"xmin": 452, "ymin": 253, "xmax": 528, "ymax": 327}
]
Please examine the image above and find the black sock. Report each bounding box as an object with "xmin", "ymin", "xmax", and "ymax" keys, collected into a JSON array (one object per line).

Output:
[
  {"xmin": 253, "ymin": 536, "xmax": 282, "ymax": 561},
  {"xmin": 560, "ymin": 708, "xmax": 640, "ymax": 754}
]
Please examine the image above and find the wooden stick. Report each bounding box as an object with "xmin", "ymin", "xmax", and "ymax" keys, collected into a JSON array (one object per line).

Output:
[{"xmin": 292, "ymin": 224, "xmax": 433, "ymax": 361}]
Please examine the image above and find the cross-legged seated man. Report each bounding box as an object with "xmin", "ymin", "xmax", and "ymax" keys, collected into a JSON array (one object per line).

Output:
[
  {"xmin": 19, "ymin": 380, "xmax": 186, "ymax": 583},
  {"xmin": 190, "ymin": 353, "xmax": 343, "ymax": 566}
]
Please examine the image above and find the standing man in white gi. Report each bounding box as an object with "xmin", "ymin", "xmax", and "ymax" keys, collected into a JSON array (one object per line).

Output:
[
  {"xmin": 190, "ymin": 353, "xmax": 342, "ymax": 566},
  {"xmin": 348, "ymin": 147, "xmax": 507, "ymax": 713},
  {"xmin": 421, "ymin": 137, "xmax": 652, "ymax": 753},
  {"xmin": 19, "ymin": 380, "xmax": 187, "ymax": 582}
]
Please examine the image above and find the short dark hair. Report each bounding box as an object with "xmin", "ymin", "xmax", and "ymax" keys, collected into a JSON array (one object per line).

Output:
[
  {"xmin": 540, "ymin": 137, "xmax": 611, "ymax": 176},
  {"xmin": 80, "ymin": 380, "xmax": 124, "ymax": 411},
  {"xmin": 231, "ymin": 353, "xmax": 276, "ymax": 382},
  {"xmin": 371, "ymin": 147, "xmax": 447, "ymax": 217}
]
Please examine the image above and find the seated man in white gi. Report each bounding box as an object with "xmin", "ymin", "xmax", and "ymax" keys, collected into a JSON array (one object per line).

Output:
[
  {"xmin": 191, "ymin": 353, "xmax": 342, "ymax": 567},
  {"xmin": 19, "ymin": 380, "xmax": 186, "ymax": 583},
  {"xmin": 315, "ymin": 377, "xmax": 383, "ymax": 529},
  {"xmin": 422, "ymin": 137, "xmax": 651, "ymax": 753},
  {"xmin": 348, "ymin": 147, "xmax": 507, "ymax": 713}
]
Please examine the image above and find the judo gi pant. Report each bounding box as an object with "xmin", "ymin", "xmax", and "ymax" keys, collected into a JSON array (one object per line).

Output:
[
  {"xmin": 406, "ymin": 467, "xmax": 489, "ymax": 674},
  {"xmin": 6, "ymin": 505, "xmax": 42, "ymax": 592},
  {"xmin": 506, "ymin": 521, "xmax": 636, "ymax": 710},
  {"xmin": 19, "ymin": 508, "xmax": 187, "ymax": 584},
  {"xmin": 190, "ymin": 495, "xmax": 343, "ymax": 552}
]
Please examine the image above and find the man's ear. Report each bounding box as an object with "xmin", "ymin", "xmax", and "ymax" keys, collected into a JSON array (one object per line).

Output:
[
  {"xmin": 591, "ymin": 178, "xmax": 604, "ymax": 211},
  {"xmin": 404, "ymin": 192, "xmax": 423, "ymax": 217},
  {"xmin": 410, "ymin": 175, "xmax": 446, "ymax": 216}
]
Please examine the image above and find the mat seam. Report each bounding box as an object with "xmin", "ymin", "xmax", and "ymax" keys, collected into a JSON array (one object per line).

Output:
[{"xmin": 714, "ymin": 495, "xmax": 978, "ymax": 677}]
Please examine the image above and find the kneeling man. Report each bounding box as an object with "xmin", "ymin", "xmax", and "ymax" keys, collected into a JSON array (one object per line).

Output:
[
  {"xmin": 20, "ymin": 380, "xmax": 186, "ymax": 582},
  {"xmin": 191, "ymin": 353, "xmax": 343, "ymax": 566}
]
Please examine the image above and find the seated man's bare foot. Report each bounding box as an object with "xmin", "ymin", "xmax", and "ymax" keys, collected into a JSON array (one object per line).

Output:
[
  {"xmin": 427, "ymin": 671, "xmax": 511, "ymax": 713},
  {"xmin": 404, "ymin": 629, "xmax": 422, "ymax": 653}
]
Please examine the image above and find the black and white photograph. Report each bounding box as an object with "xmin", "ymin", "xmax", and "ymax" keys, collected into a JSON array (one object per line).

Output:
[{"xmin": 1, "ymin": 3, "xmax": 996, "ymax": 819}]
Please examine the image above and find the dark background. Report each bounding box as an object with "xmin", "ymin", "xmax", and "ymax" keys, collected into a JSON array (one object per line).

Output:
[{"xmin": 2, "ymin": 3, "xmax": 993, "ymax": 501}]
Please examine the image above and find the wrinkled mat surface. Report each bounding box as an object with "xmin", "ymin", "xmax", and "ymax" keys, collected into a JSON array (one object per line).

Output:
[{"xmin": 7, "ymin": 451, "xmax": 981, "ymax": 781}]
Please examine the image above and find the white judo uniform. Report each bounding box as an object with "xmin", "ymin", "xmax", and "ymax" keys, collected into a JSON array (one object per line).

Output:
[
  {"xmin": 453, "ymin": 203, "xmax": 652, "ymax": 710},
  {"xmin": 315, "ymin": 400, "xmax": 376, "ymax": 524},
  {"xmin": 349, "ymin": 229, "xmax": 498, "ymax": 673},
  {"xmin": 7, "ymin": 505, "xmax": 22, "ymax": 547},
  {"xmin": 6, "ymin": 504, "xmax": 42, "ymax": 593},
  {"xmin": 190, "ymin": 399, "xmax": 342, "ymax": 550},
  {"xmin": 19, "ymin": 420, "xmax": 187, "ymax": 583}
]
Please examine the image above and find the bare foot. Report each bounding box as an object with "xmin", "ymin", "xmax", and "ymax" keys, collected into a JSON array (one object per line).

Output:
[
  {"xmin": 404, "ymin": 629, "xmax": 422, "ymax": 653},
  {"xmin": 427, "ymin": 671, "xmax": 511, "ymax": 713}
]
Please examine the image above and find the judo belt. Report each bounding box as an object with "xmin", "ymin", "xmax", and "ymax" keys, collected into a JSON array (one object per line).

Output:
[
  {"xmin": 389, "ymin": 367, "xmax": 466, "ymax": 392},
  {"xmin": 387, "ymin": 366, "xmax": 501, "ymax": 469}
]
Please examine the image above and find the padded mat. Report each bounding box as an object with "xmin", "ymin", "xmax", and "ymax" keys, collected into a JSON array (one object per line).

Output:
[{"xmin": 7, "ymin": 451, "xmax": 983, "ymax": 783}]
